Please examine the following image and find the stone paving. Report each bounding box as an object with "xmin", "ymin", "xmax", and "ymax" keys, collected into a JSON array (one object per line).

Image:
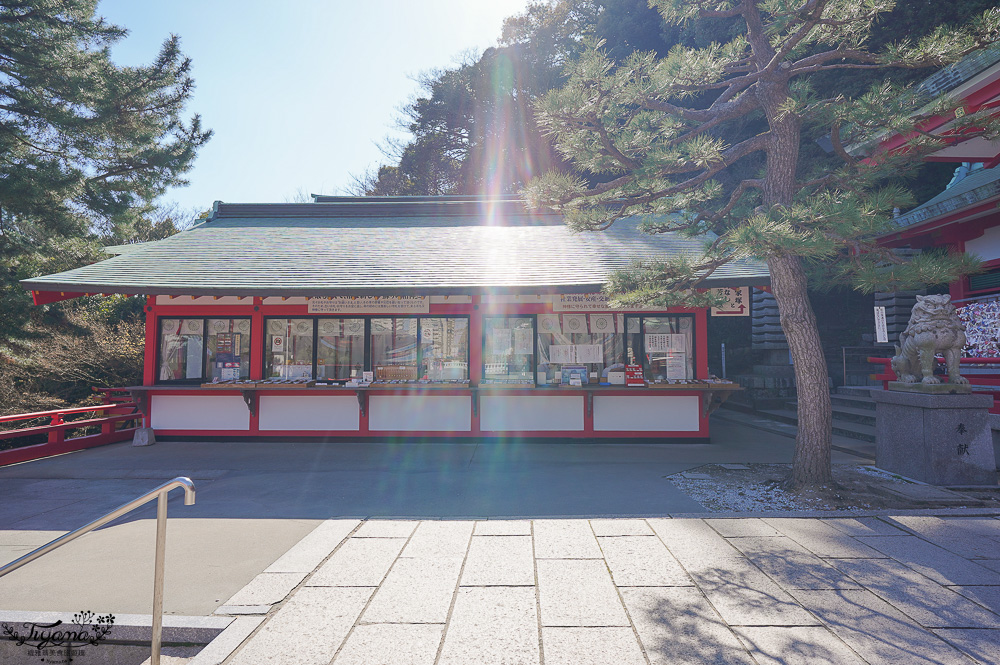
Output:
[{"xmin": 209, "ymin": 515, "xmax": 1000, "ymax": 665}]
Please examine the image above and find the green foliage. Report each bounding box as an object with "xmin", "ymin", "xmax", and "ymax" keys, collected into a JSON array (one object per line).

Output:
[
  {"xmin": 0, "ymin": 2, "xmax": 207, "ymax": 414},
  {"xmin": 0, "ymin": 308, "xmax": 145, "ymax": 416},
  {"xmin": 527, "ymin": 0, "xmax": 1000, "ymax": 485},
  {"xmin": 529, "ymin": 1, "xmax": 1000, "ymax": 304},
  {"xmin": 355, "ymin": 0, "xmax": 680, "ymax": 196},
  {"xmin": 0, "ymin": 0, "xmax": 211, "ymax": 235}
]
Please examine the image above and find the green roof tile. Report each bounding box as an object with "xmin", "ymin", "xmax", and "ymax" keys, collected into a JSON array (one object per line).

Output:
[{"xmin": 23, "ymin": 199, "xmax": 770, "ymax": 296}]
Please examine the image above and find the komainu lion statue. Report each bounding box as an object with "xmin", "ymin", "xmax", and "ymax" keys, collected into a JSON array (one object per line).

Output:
[{"xmin": 890, "ymin": 294, "xmax": 969, "ymax": 385}]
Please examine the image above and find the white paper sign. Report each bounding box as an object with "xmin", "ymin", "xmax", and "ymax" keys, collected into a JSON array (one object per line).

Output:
[
  {"xmin": 489, "ymin": 328, "xmax": 512, "ymax": 355},
  {"xmin": 561, "ymin": 313, "xmax": 588, "ymax": 334},
  {"xmin": 271, "ymin": 336, "xmax": 285, "ymax": 352},
  {"xmin": 549, "ymin": 344, "xmax": 602, "ymax": 364},
  {"xmin": 514, "ymin": 328, "xmax": 533, "ymax": 354},
  {"xmin": 318, "ymin": 319, "xmax": 341, "ymax": 336},
  {"xmin": 874, "ymin": 306, "xmax": 888, "ymax": 343},
  {"xmin": 665, "ymin": 354, "xmax": 688, "ymax": 379},
  {"xmin": 645, "ymin": 333, "xmax": 672, "ymax": 353},
  {"xmin": 669, "ymin": 334, "xmax": 687, "ymax": 352},
  {"xmin": 575, "ymin": 344, "xmax": 603, "ymax": 364},
  {"xmin": 589, "ymin": 314, "xmax": 615, "ymax": 334},
  {"xmin": 538, "ymin": 314, "xmax": 561, "ymax": 334},
  {"xmin": 550, "ymin": 345, "xmax": 574, "ymax": 364}
]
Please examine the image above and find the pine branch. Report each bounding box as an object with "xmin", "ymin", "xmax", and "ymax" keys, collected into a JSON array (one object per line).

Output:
[
  {"xmin": 829, "ymin": 120, "xmax": 859, "ymax": 167},
  {"xmin": 763, "ymin": 0, "xmax": 833, "ymax": 71},
  {"xmin": 704, "ymin": 178, "xmax": 764, "ymax": 222},
  {"xmin": 642, "ymin": 81, "xmax": 761, "ymax": 126}
]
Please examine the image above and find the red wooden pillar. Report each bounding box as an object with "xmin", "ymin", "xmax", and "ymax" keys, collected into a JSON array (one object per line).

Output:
[
  {"xmin": 250, "ymin": 296, "xmax": 264, "ymax": 380},
  {"xmin": 143, "ymin": 295, "xmax": 157, "ymax": 386},
  {"xmin": 696, "ymin": 307, "xmax": 709, "ymax": 379},
  {"xmin": 469, "ymin": 295, "xmax": 483, "ymax": 385}
]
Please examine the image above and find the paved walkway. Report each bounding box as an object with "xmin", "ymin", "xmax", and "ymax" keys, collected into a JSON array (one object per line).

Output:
[{"xmin": 211, "ymin": 515, "xmax": 1000, "ymax": 665}]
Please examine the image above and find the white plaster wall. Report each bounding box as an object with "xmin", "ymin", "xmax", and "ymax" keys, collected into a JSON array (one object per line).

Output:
[
  {"xmin": 966, "ymin": 224, "xmax": 1000, "ymax": 263},
  {"xmin": 481, "ymin": 395, "xmax": 584, "ymax": 431},
  {"xmin": 150, "ymin": 394, "xmax": 249, "ymax": 430},
  {"xmin": 259, "ymin": 395, "xmax": 359, "ymax": 431},
  {"xmin": 369, "ymin": 395, "xmax": 472, "ymax": 432},
  {"xmin": 593, "ymin": 395, "xmax": 700, "ymax": 432}
]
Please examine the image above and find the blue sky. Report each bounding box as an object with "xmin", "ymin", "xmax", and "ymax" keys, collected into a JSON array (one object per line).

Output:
[{"xmin": 97, "ymin": 0, "xmax": 531, "ymax": 214}]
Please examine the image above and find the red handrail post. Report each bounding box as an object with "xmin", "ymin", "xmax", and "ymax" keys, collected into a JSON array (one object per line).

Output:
[{"xmin": 47, "ymin": 414, "xmax": 64, "ymax": 445}]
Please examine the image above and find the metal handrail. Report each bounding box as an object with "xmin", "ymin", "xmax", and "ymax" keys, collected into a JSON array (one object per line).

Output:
[{"xmin": 0, "ymin": 477, "xmax": 196, "ymax": 665}]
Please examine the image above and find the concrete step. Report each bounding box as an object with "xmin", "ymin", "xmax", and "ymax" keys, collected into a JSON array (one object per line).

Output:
[
  {"xmin": 830, "ymin": 394, "xmax": 877, "ymax": 411},
  {"xmin": 759, "ymin": 408, "xmax": 877, "ymax": 443},
  {"xmin": 836, "ymin": 386, "xmax": 876, "ymax": 397},
  {"xmin": 832, "ymin": 420, "xmax": 876, "ymax": 443},
  {"xmin": 791, "ymin": 402, "xmax": 877, "ymax": 427}
]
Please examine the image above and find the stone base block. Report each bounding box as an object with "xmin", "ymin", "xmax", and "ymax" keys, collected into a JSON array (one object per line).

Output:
[
  {"xmin": 132, "ymin": 427, "xmax": 156, "ymax": 447},
  {"xmin": 888, "ymin": 381, "xmax": 972, "ymax": 395},
  {"xmin": 872, "ymin": 390, "xmax": 997, "ymax": 486}
]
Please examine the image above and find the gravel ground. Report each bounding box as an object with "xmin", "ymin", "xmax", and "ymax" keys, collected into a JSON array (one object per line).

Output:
[{"xmin": 668, "ymin": 463, "xmax": 1000, "ymax": 512}]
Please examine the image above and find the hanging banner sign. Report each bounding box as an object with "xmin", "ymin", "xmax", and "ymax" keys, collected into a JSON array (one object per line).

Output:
[
  {"xmin": 710, "ymin": 287, "xmax": 750, "ymax": 316},
  {"xmin": 307, "ymin": 296, "xmax": 429, "ymax": 313},
  {"xmin": 874, "ymin": 306, "xmax": 888, "ymax": 344},
  {"xmin": 553, "ymin": 293, "xmax": 655, "ymax": 312}
]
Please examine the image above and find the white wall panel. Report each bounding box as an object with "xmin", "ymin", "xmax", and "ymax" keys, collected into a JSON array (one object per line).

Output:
[
  {"xmin": 150, "ymin": 394, "xmax": 249, "ymax": 431},
  {"xmin": 481, "ymin": 395, "xmax": 584, "ymax": 431},
  {"xmin": 155, "ymin": 295, "xmax": 251, "ymax": 306},
  {"xmin": 259, "ymin": 395, "xmax": 359, "ymax": 431},
  {"xmin": 593, "ymin": 395, "xmax": 700, "ymax": 432},
  {"xmin": 369, "ymin": 395, "xmax": 471, "ymax": 432},
  {"xmin": 966, "ymin": 224, "xmax": 1000, "ymax": 263}
]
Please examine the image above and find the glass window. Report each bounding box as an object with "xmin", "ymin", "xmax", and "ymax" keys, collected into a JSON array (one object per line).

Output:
[
  {"xmin": 206, "ymin": 318, "xmax": 251, "ymax": 382},
  {"xmin": 159, "ymin": 318, "xmax": 204, "ymax": 381},
  {"xmin": 536, "ymin": 314, "xmax": 624, "ymax": 386},
  {"xmin": 371, "ymin": 318, "xmax": 418, "ymax": 381},
  {"xmin": 483, "ymin": 317, "xmax": 534, "ymax": 384},
  {"xmin": 266, "ymin": 318, "xmax": 314, "ymax": 379},
  {"xmin": 316, "ymin": 318, "xmax": 365, "ymax": 381},
  {"xmin": 420, "ymin": 317, "xmax": 469, "ymax": 381},
  {"xmin": 627, "ymin": 315, "xmax": 695, "ymax": 381},
  {"xmin": 370, "ymin": 317, "xmax": 469, "ymax": 382}
]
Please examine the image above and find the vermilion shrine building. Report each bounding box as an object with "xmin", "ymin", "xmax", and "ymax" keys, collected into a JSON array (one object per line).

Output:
[{"xmin": 23, "ymin": 197, "xmax": 768, "ymax": 441}]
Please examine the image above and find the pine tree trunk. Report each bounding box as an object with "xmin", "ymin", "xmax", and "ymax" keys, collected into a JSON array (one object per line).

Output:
[
  {"xmin": 754, "ymin": 58, "xmax": 835, "ymax": 488},
  {"xmin": 768, "ymin": 254, "xmax": 834, "ymax": 487}
]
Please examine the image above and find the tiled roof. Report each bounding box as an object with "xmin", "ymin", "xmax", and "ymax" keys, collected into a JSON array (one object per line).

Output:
[
  {"xmin": 23, "ymin": 199, "xmax": 770, "ymax": 296},
  {"xmin": 891, "ymin": 166, "xmax": 1000, "ymax": 231}
]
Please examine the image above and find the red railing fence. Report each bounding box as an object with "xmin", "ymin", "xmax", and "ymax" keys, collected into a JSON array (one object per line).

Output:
[{"xmin": 0, "ymin": 388, "xmax": 141, "ymax": 467}]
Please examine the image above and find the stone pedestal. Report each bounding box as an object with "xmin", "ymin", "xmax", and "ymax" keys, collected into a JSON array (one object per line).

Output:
[
  {"xmin": 871, "ymin": 389, "xmax": 997, "ymax": 486},
  {"xmin": 131, "ymin": 427, "xmax": 156, "ymax": 447}
]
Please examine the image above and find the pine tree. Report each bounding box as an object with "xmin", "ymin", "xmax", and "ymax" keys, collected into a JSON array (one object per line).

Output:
[
  {"xmin": 0, "ymin": 0, "xmax": 211, "ymax": 237},
  {"xmin": 525, "ymin": 0, "xmax": 1000, "ymax": 487},
  {"xmin": 0, "ymin": 1, "xmax": 209, "ymax": 341}
]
